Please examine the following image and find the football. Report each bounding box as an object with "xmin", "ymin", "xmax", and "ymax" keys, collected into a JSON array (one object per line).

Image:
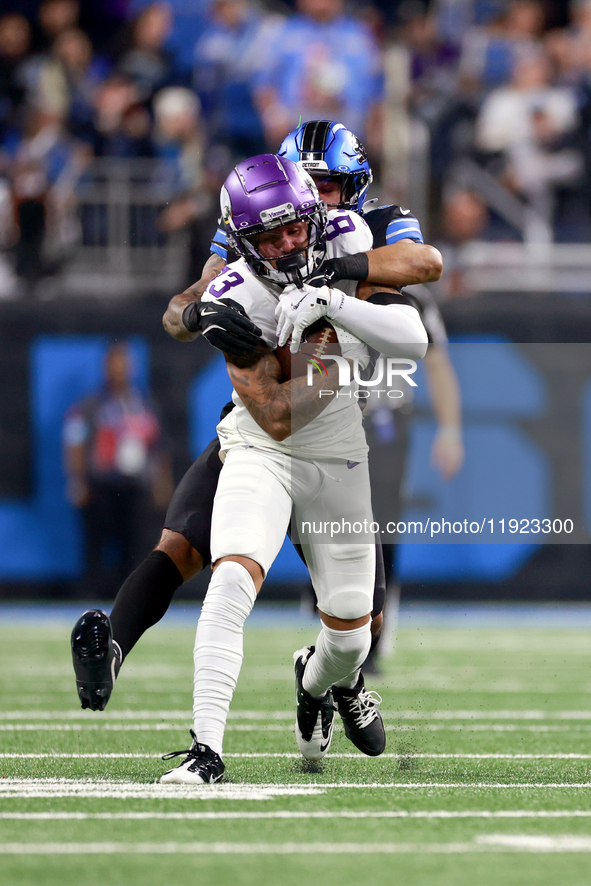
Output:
[{"xmin": 275, "ymin": 319, "xmax": 341, "ymax": 381}]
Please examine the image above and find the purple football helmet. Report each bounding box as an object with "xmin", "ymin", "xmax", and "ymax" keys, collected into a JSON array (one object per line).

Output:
[{"xmin": 220, "ymin": 154, "xmax": 327, "ymax": 285}]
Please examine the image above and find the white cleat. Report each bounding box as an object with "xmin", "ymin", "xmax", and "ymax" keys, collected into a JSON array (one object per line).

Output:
[{"xmin": 160, "ymin": 730, "xmax": 224, "ymax": 784}]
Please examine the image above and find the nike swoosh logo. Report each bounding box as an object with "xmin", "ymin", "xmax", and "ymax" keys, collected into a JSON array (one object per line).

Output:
[
  {"xmin": 320, "ymin": 739, "xmax": 331, "ymax": 752},
  {"xmin": 200, "ymin": 308, "xmax": 217, "ymax": 316},
  {"xmin": 347, "ymin": 461, "xmax": 360, "ymax": 469},
  {"xmin": 399, "ymin": 208, "xmax": 411, "ymax": 215}
]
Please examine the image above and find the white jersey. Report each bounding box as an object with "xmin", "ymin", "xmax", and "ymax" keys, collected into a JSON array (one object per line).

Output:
[{"xmin": 201, "ymin": 209, "xmax": 373, "ymax": 462}]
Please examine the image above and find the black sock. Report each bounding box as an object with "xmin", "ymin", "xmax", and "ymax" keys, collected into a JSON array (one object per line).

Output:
[{"xmin": 110, "ymin": 551, "xmax": 184, "ymax": 661}]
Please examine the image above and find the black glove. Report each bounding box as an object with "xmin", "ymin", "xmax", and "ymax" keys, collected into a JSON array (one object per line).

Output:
[
  {"xmin": 183, "ymin": 299, "xmax": 264, "ymax": 357},
  {"xmin": 306, "ymin": 253, "xmax": 369, "ymax": 288}
]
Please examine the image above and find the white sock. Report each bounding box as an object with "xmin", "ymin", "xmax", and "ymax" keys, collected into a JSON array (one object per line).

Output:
[
  {"xmin": 193, "ymin": 561, "xmax": 257, "ymax": 757},
  {"xmin": 302, "ymin": 622, "xmax": 371, "ymax": 698}
]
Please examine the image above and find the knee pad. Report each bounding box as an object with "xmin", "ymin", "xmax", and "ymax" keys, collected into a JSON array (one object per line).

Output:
[
  {"xmin": 315, "ymin": 544, "xmax": 375, "ymax": 620},
  {"xmin": 328, "ymin": 590, "xmax": 373, "ymax": 620}
]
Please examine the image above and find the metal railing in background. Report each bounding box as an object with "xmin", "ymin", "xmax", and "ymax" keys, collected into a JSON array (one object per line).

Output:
[
  {"xmin": 449, "ymin": 156, "xmax": 552, "ymax": 244},
  {"xmin": 383, "ymin": 44, "xmax": 591, "ymax": 296},
  {"xmin": 447, "ymin": 157, "xmax": 591, "ymax": 293},
  {"xmin": 456, "ymin": 241, "xmax": 591, "ymax": 293},
  {"xmin": 63, "ymin": 158, "xmax": 189, "ymax": 297}
]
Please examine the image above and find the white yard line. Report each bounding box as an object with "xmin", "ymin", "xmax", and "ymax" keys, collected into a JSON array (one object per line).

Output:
[
  {"xmin": 3, "ymin": 723, "xmax": 591, "ymax": 734},
  {"xmin": 1, "ymin": 780, "xmax": 590, "ymax": 798},
  {"xmin": 2, "ymin": 810, "xmax": 591, "ymax": 821},
  {"xmin": 0, "ymin": 711, "xmax": 290, "ymax": 721},
  {"xmin": 478, "ymin": 835, "xmax": 591, "ymax": 851},
  {"xmin": 404, "ymin": 753, "xmax": 591, "ymax": 759},
  {"xmin": 2, "ymin": 752, "xmax": 591, "ymax": 759},
  {"xmin": 0, "ymin": 782, "xmax": 325, "ymax": 800},
  {"xmin": 414, "ymin": 725, "xmax": 591, "ymax": 732},
  {"xmin": 1, "ymin": 838, "xmax": 591, "ymax": 854},
  {"xmin": 3, "ymin": 710, "xmax": 591, "ymax": 721},
  {"xmin": 0, "ymin": 753, "xmax": 171, "ymax": 758},
  {"xmin": 0, "ymin": 724, "xmax": 292, "ymax": 732}
]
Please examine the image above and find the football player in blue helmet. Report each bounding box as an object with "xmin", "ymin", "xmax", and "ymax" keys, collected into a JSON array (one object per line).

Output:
[
  {"xmin": 275, "ymin": 119, "xmax": 437, "ymax": 297},
  {"xmin": 278, "ymin": 120, "xmax": 372, "ymax": 213},
  {"xmin": 276, "ymin": 120, "xmax": 462, "ymax": 670}
]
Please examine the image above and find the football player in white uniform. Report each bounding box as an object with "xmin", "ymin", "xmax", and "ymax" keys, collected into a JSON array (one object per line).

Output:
[{"xmin": 160, "ymin": 154, "xmax": 427, "ymax": 784}]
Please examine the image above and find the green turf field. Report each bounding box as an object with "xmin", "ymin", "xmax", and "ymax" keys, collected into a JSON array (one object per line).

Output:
[{"xmin": 2, "ymin": 606, "xmax": 591, "ymax": 886}]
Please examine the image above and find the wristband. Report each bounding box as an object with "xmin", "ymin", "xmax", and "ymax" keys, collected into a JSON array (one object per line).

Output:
[{"xmin": 331, "ymin": 252, "xmax": 369, "ymax": 282}]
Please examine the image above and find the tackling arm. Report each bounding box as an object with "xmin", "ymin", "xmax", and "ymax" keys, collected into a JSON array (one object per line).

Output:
[
  {"xmin": 162, "ymin": 253, "xmax": 263, "ymax": 356},
  {"xmin": 163, "ymin": 253, "xmax": 226, "ymax": 342},
  {"xmin": 226, "ymin": 352, "xmax": 344, "ymax": 442},
  {"xmin": 310, "ymin": 240, "xmax": 443, "ymax": 291},
  {"xmin": 277, "ymin": 285, "xmax": 429, "ymax": 361},
  {"xmin": 366, "ymin": 240, "xmax": 443, "ymax": 287}
]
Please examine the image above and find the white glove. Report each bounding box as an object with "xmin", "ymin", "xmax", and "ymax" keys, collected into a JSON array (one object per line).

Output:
[{"xmin": 275, "ymin": 284, "xmax": 337, "ymax": 353}]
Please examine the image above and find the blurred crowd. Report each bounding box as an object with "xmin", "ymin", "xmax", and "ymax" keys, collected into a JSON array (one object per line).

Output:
[
  {"xmin": 407, "ymin": 0, "xmax": 591, "ymax": 283},
  {"xmin": 0, "ymin": 0, "xmax": 590, "ymax": 297}
]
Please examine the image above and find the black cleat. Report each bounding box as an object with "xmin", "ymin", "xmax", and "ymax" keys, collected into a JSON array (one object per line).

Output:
[
  {"xmin": 160, "ymin": 731, "xmax": 225, "ymax": 784},
  {"xmin": 71, "ymin": 609, "xmax": 121, "ymax": 711},
  {"xmin": 333, "ymin": 673, "xmax": 386, "ymax": 756},
  {"xmin": 293, "ymin": 646, "xmax": 336, "ymax": 761}
]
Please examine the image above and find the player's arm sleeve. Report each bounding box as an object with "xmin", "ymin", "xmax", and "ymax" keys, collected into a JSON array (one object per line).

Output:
[
  {"xmin": 385, "ymin": 215, "xmax": 424, "ymax": 245},
  {"xmin": 374, "ymin": 288, "xmax": 448, "ymax": 346},
  {"xmin": 328, "ymin": 292, "xmax": 428, "ymax": 360}
]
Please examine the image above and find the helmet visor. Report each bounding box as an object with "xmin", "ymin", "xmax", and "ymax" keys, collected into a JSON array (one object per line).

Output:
[{"xmin": 311, "ymin": 173, "xmax": 356, "ymax": 209}]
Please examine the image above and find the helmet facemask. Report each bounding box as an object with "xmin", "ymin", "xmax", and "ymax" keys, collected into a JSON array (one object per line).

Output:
[
  {"xmin": 310, "ymin": 170, "xmax": 371, "ymax": 212},
  {"xmin": 225, "ymin": 201, "xmax": 328, "ymax": 286}
]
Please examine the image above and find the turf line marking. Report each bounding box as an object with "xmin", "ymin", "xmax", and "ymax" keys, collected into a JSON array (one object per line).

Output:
[
  {"xmin": 0, "ymin": 711, "xmax": 296, "ymax": 721},
  {"xmin": 1, "ymin": 839, "xmax": 591, "ymax": 854},
  {"xmin": 479, "ymin": 835, "xmax": 591, "ymax": 851},
  {"xmin": 3, "ymin": 752, "xmax": 591, "ymax": 760},
  {"xmin": 0, "ymin": 725, "xmax": 292, "ymax": 732},
  {"xmin": 4, "ymin": 710, "xmax": 591, "ymax": 721},
  {"xmin": 2, "ymin": 781, "xmax": 591, "ymax": 798},
  {"xmin": 2, "ymin": 810, "xmax": 591, "ymax": 821},
  {"xmin": 2, "ymin": 724, "xmax": 590, "ymax": 734},
  {"xmin": 415, "ymin": 725, "xmax": 590, "ymax": 733},
  {"xmin": 0, "ymin": 782, "xmax": 324, "ymax": 800},
  {"xmin": 409, "ymin": 754, "xmax": 591, "ymax": 759}
]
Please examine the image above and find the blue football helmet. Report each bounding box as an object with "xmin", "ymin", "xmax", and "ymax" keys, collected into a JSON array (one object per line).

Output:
[{"xmin": 278, "ymin": 120, "xmax": 373, "ymax": 212}]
